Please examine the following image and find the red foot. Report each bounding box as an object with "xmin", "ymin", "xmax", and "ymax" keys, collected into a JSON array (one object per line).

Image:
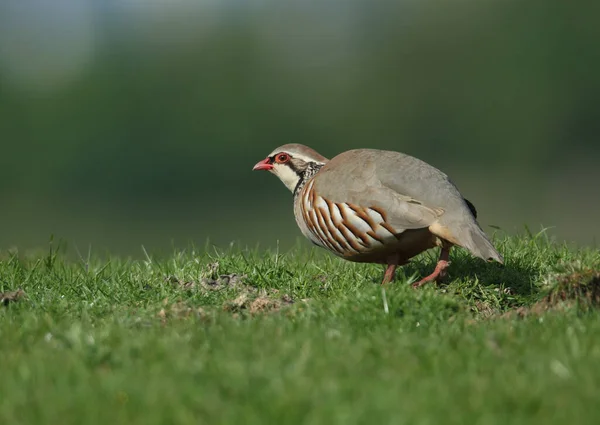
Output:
[{"xmin": 412, "ymin": 260, "xmax": 450, "ymax": 288}]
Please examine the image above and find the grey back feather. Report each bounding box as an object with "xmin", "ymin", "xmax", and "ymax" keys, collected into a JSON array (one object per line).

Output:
[{"xmin": 313, "ymin": 149, "xmax": 503, "ymax": 263}]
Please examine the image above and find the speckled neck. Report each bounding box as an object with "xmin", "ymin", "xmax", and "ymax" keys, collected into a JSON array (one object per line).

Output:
[{"xmin": 293, "ymin": 163, "xmax": 323, "ymax": 198}]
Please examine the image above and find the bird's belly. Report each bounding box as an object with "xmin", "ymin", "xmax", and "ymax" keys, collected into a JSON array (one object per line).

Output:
[{"xmin": 343, "ymin": 228, "xmax": 438, "ymax": 265}]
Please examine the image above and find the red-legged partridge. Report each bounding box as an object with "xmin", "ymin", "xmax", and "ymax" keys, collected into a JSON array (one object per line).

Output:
[{"xmin": 253, "ymin": 144, "xmax": 503, "ymax": 287}]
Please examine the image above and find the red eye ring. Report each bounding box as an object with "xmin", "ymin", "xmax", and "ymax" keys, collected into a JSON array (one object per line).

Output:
[{"xmin": 275, "ymin": 153, "xmax": 290, "ymax": 164}]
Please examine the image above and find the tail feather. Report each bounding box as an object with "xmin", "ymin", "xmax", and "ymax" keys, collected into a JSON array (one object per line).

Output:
[
  {"xmin": 462, "ymin": 225, "xmax": 504, "ymax": 264},
  {"xmin": 430, "ymin": 218, "xmax": 503, "ymax": 264},
  {"xmin": 464, "ymin": 198, "xmax": 477, "ymax": 219}
]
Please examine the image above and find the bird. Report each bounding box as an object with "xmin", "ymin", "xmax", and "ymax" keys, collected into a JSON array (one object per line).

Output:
[{"xmin": 253, "ymin": 144, "xmax": 503, "ymax": 287}]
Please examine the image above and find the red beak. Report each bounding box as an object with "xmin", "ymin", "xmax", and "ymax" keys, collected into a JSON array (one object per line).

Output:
[{"xmin": 253, "ymin": 157, "xmax": 274, "ymax": 171}]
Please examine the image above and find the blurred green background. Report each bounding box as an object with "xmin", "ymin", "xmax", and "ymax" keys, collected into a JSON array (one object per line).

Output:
[{"xmin": 0, "ymin": 0, "xmax": 598, "ymax": 257}]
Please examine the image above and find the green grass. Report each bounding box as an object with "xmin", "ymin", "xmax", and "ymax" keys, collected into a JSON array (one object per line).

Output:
[{"xmin": 1, "ymin": 233, "xmax": 600, "ymax": 425}]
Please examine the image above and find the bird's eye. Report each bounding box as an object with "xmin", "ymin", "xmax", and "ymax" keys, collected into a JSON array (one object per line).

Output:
[{"xmin": 275, "ymin": 153, "xmax": 290, "ymax": 164}]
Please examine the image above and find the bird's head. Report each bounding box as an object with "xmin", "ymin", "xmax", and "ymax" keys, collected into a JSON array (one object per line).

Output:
[{"xmin": 253, "ymin": 144, "xmax": 328, "ymax": 193}]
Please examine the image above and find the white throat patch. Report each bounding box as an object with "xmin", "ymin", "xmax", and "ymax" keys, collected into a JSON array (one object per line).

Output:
[{"xmin": 271, "ymin": 163, "xmax": 301, "ymax": 192}]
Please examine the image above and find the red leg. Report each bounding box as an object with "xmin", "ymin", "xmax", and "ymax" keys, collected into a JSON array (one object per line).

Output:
[
  {"xmin": 412, "ymin": 244, "xmax": 451, "ymax": 288},
  {"xmin": 381, "ymin": 253, "xmax": 402, "ymax": 285},
  {"xmin": 382, "ymin": 263, "xmax": 397, "ymax": 285}
]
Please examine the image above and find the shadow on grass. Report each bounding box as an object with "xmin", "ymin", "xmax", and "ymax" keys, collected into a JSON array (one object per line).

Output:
[{"xmin": 389, "ymin": 251, "xmax": 543, "ymax": 298}]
